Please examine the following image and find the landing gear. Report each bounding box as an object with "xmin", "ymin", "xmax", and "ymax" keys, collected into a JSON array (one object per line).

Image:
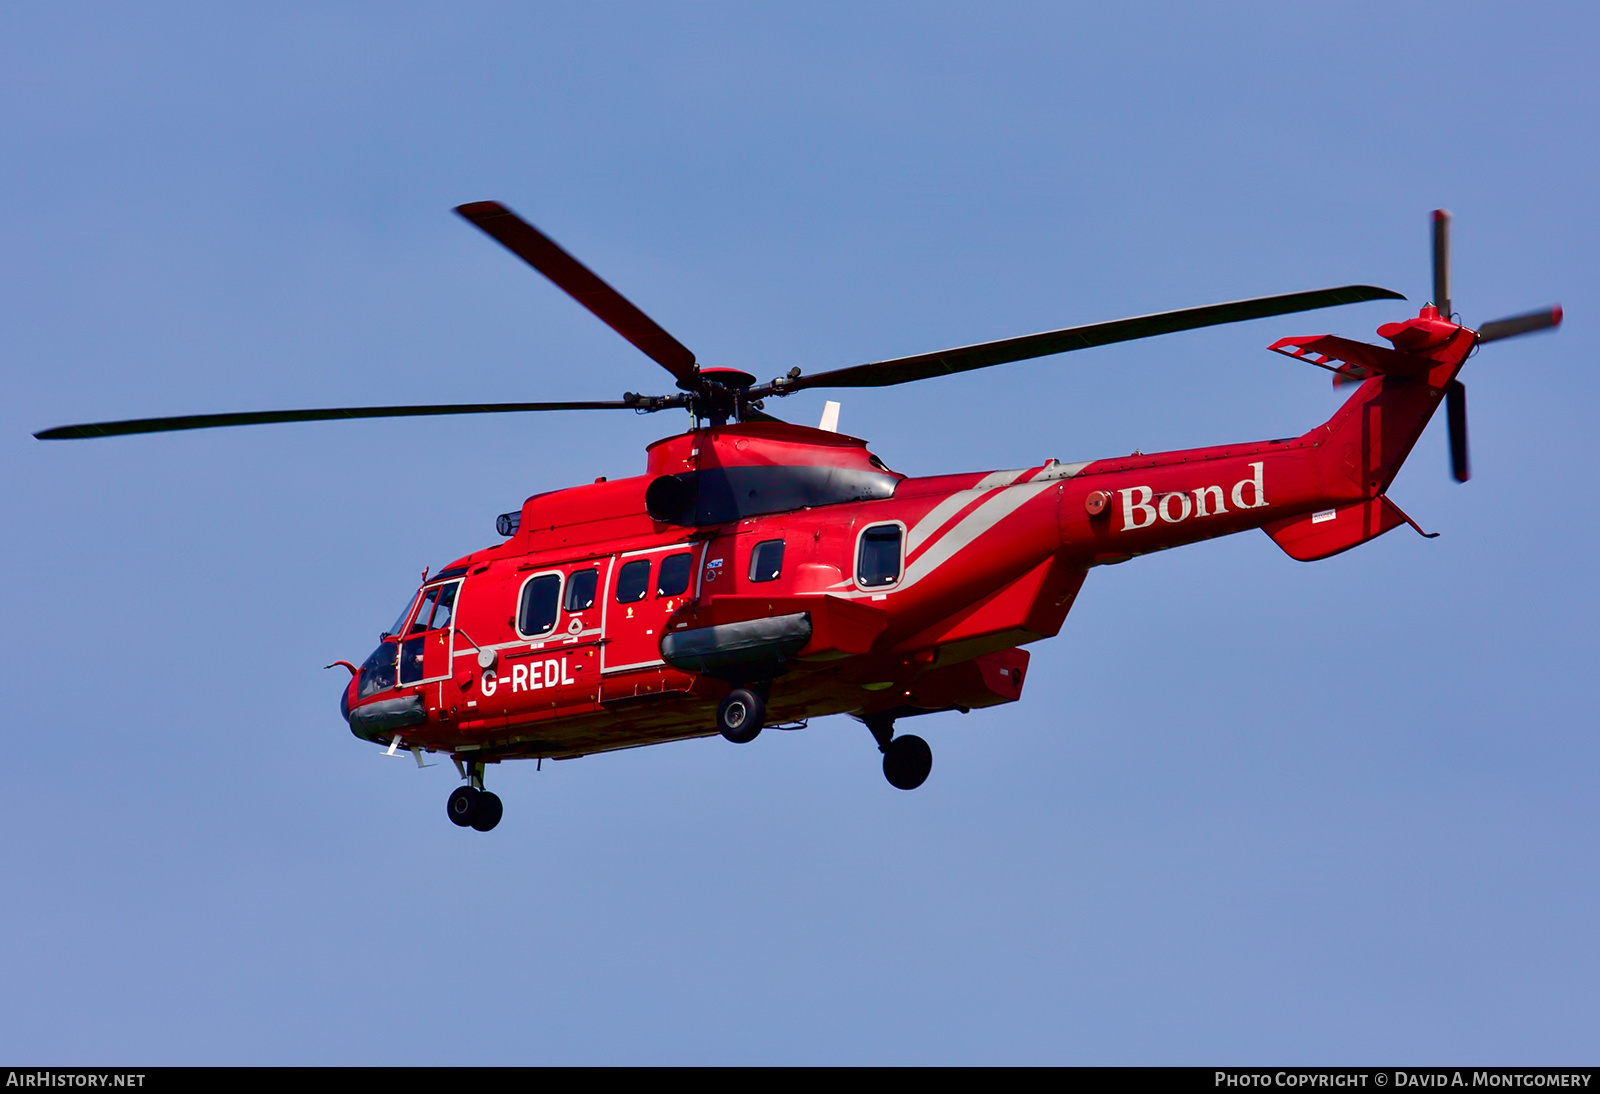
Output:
[
  {"xmin": 447, "ymin": 785, "xmax": 478, "ymax": 826},
  {"xmin": 718, "ymin": 687, "xmax": 766, "ymax": 744},
  {"xmin": 471, "ymin": 790, "xmax": 503, "ymax": 831},
  {"xmin": 446, "ymin": 761, "xmax": 503, "ymax": 831},
  {"xmin": 865, "ymin": 712, "xmax": 933, "ymax": 790},
  {"xmin": 882, "ymin": 735, "xmax": 932, "ymax": 790}
]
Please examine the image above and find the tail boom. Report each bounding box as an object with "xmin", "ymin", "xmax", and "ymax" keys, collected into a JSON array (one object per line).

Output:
[{"xmin": 1056, "ymin": 313, "xmax": 1476, "ymax": 565}]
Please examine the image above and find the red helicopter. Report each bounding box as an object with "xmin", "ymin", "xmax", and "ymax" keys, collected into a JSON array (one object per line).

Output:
[{"xmin": 37, "ymin": 204, "xmax": 1560, "ymax": 832}]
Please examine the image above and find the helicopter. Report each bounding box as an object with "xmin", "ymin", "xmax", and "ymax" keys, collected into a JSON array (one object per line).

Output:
[{"xmin": 36, "ymin": 204, "xmax": 1561, "ymax": 832}]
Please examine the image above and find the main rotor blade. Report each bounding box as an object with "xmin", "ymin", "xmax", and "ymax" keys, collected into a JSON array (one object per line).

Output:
[
  {"xmin": 1432, "ymin": 209, "xmax": 1451, "ymax": 318},
  {"xmin": 784, "ymin": 285, "xmax": 1405, "ymax": 392},
  {"xmin": 35, "ymin": 400, "xmax": 641, "ymax": 440},
  {"xmin": 1446, "ymin": 379, "xmax": 1469, "ymax": 483},
  {"xmin": 455, "ymin": 201, "xmax": 698, "ymax": 387},
  {"xmin": 1476, "ymin": 305, "xmax": 1563, "ymax": 344}
]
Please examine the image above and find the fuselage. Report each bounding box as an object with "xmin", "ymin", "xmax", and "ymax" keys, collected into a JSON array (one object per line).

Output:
[{"xmin": 342, "ymin": 312, "xmax": 1477, "ymax": 765}]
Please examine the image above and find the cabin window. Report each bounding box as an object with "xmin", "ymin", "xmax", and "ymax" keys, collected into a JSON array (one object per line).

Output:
[
  {"xmin": 656, "ymin": 552, "xmax": 693, "ymax": 597},
  {"xmin": 616, "ymin": 559, "xmax": 651, "ymax": 604},
  {"xmin": 518, "ymin": 573, "xmax": 561, "ymax": 636},
  {"xmin": 749, "ymin": 539, "xmax": 785, "ymax": 583},
  {"xmin": 857, "ymin": 524, "xmax": 904, "ymax": 588},
  {"xmin": 564, "ymin": 568, "xmax": 599, "ymax": 612}
]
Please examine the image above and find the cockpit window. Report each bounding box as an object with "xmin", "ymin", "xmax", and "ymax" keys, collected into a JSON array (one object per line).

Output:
[
  {"xmin": 426, "ymin": 582, "xmax": 458, "ymax": 631},
  {"xmin": 408, "ymin": 582, "xmax": 459, "ymax": 634},
  {"xmin": 408, "ymin": 585, "xmax": 441, "ymax": 635},
  {"xmin": 357, "ymin": 641, "xmax": 398, "ymax": 698}
]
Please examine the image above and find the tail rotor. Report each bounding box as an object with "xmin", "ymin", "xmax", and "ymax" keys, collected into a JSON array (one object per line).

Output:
[
  {"xmin": 1432, "ymin": 209, "xmax": 1452, "ymax": 321},
  {"xmin": 1425, "ymin": 209, "xmax": 1561, "ymax": 484},
  {"xmin": 1446, "ymin": 379, "xmax": 1469, "ymax": 483}
]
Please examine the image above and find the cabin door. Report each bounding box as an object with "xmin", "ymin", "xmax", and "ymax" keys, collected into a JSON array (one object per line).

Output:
[{"xmin": 601, "ymin": 543, "xmax": 702, "ymax": 674}]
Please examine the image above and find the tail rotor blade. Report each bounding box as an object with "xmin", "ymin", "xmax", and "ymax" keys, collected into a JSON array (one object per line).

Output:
[
  {"xmin": 1446, "ymin": 379, "xmax": 1470, "ymax": 483},
  {"xmin": 1477, "ymin": 305, "xmax": 1563, "ymax": 344},
  {"xmin": 1432, "ymin": 209, "xmax": 1451, "ymax": 318}
]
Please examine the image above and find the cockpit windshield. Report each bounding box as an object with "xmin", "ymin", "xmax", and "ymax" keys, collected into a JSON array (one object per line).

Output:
[{"xmin": 384, "ymin": 591, "xmax": 421, "ymax": 639}]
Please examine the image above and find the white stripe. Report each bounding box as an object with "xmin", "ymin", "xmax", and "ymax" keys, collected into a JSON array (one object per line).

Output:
[
  {"xmin": 904, "ymin": 468, "xmax": 1027, "ymax": 557},
  {"xmin": 901, "ymin": 480, "xmax": 1056, "ymax": 590},
  {"xmin": 898, "ymin": 462, "xmax": 1089, "ymax": 592}
]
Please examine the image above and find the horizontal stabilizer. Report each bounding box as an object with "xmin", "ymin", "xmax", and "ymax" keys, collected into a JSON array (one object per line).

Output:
[
  {"xmin": 1268, "ymin": 335, "xmax": 1435, "ymax": 386},
  {"xmin": 1262, "ymin": 497, "xmax": 1411, "ymax": 562}
]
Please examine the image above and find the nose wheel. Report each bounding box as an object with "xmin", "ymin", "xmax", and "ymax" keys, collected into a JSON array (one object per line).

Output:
[
  {"xmin": 864, "ymin": 713, "xmax": 932, "ymax": 790},
  {"xmin": 446, "ymin": 761, "xmax": 503, "ymax": 831}
]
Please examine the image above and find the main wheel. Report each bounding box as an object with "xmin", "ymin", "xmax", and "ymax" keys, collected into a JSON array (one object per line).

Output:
[
  {"xmin": 447, "ymin": 785, "xmax": 480, "ymax": 827},
  {"xmin": 470, "ymin": 790, "xmax": 503, "ymax": 832},
  {"xmin": 882, "ymin": 734, "xmax": 932, "ymax": 790},
  {"xmin": 718, "ymin": 688, "xmax": 765, "ymax": 744}
]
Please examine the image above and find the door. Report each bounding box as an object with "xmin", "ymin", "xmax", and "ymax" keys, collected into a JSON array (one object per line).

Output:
[
  {"xmin": 488, "ymin": 558, "xmax": 611, "ymax": 716},
  {"xmin": 398, "ymin": 579, "xmax": 462, "ymax": 687},
  {"xmin": 602, "ymin": 544, "xmax": 702, "ymax": 673}
]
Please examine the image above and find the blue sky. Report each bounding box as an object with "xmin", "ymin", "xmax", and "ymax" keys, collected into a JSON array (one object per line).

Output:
[{"xmin": 3, "ymin": 3, "xmax": 1596, "ymax": 1064}]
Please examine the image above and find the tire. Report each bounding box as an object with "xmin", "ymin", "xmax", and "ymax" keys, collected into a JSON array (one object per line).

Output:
[
  {"xmin": 882, "ymin": 734, "xmax": 932, "ymax": 790},
  {"xmin": 447, "ymin": 785, "xmax": 479, "ymax": 827},
  {"xmin": 718, "ymin": 688, "xmax": 765, "ymax": 744},
  {"xmin": 470, "ymin": 791, "xmax": 503, "ymax": 832}
]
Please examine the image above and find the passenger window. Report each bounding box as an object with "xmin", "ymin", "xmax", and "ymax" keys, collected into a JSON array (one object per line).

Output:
[
  {"xmin": 857, "ymin": 524, "xmax": 903, "ymax": 587},
  {"xmin": 749, "ymin": 539, "xmax": 785, "ymax": 583},
  {"xmin": 616, "ymin": 559, "xmax": 651, "ymax": 604},
  {"xmin": 518, "ymin": 574, "xmax": 561, "ymax": 636},
  {"xmin": 656, "ymin": 552, "xmax": 693, "ymax": 597},
  {"xmin": 564, "ymin": 568, "xmax": 599, "ymax": 612}
]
